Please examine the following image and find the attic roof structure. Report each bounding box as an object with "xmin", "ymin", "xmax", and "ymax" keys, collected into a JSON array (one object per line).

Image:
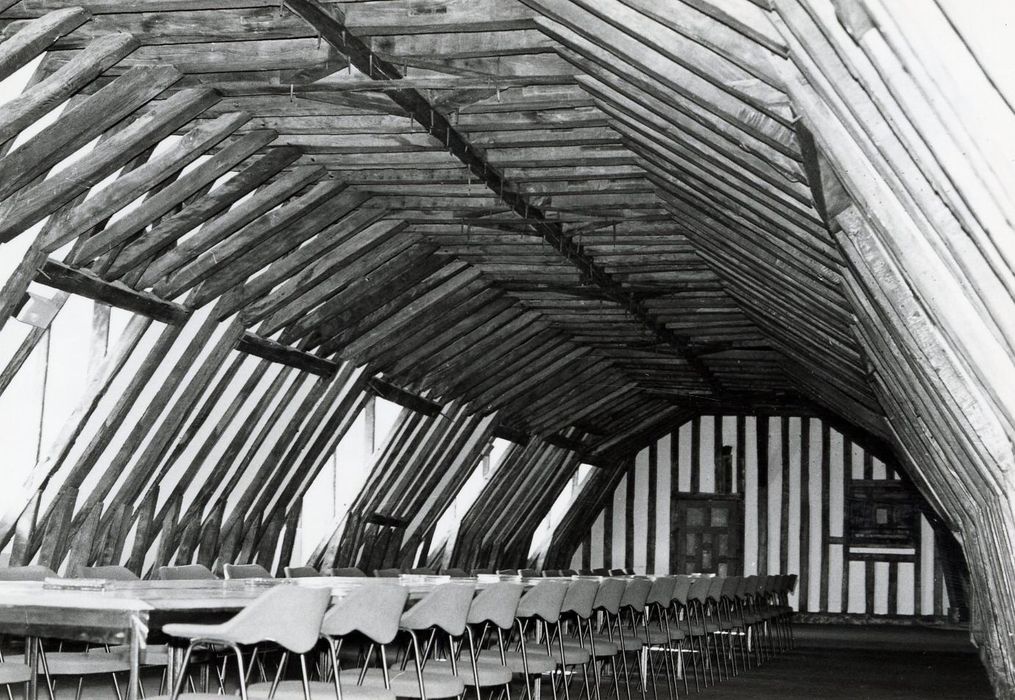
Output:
[{"xmin": 0, "ymin": 0, "xmax": 1012, "ymax": 694}]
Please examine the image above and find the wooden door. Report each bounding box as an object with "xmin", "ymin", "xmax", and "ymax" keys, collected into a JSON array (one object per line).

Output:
[{"xmin": 672, "ymin": 495, "xmax": 744, "ymax": 575}]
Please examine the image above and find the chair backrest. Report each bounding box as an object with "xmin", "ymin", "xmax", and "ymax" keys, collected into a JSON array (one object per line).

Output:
[
  {"xmin": 496, "ymin": 569, "xmax": 519, "ymax": 575},
  {"xmin": 563, "ymin": 570, "xmax": 578, "ymax": 576},
  {"xmin": 519, "ymin": 568, "xmax": 539, "ymax": 577},
  {"xmin": 706, "ymin": 576, "xmax": 725, "ymax": 601},
  {"xmin": 592, "ymin": 577, "xmax": 626, "ymax": 615},
  {"xmin": 743, "ymin": 575, "xmax": 758, "ymax": 596},
  {"xmin": 620, "ymin": 578, "xmax": 653, "ymax": 610},
  {"xmin": 442, "ymin": 568, "xmax": 470, "ymax": 578},
  {"xmin": 560, "ymin": 579, "xmax": 599, "ymax": 620},
  {"xmin": 686, "ymin": 576, "xmax": 712, "ymax": 604},
  {"xmin": 721, "ymin": 576, "xmax": 741, "ymax": 601},
  {"xmin": 670, "ymin": 575, "xmax": 692, "ymax": 605},
  {"xmin": 466, "ymin": 582, "xmax": 523, "ymax": 629},
  {"xmin": 159, "ymin": 564, "xmax": 218, "ymax": 580},
  {"xmin": 219, "ymin": 585, "xmax": 331, "ymax": 653},
  {"xmin": 400, "ymin": 582, "xmax": 476, "ymax": 636},
  {"xmin": 78, "ymin": 565, "xmax": 138, "ymax": 581},
  {"xmin": 322, "ymin": 583, "xmax": 409, "ymax": 645},
  {"xmin": 224, "ymin": 563, "xmax": 273, "ymax": 580},
  {"xmin": 610, "ymin": 569, "xmax": 627, "ymax": 576},
  {"xmin": 646, "ymin": 577, "xmax": 676, "ymax": 607},
  {"xmin": 0, "ymin": 565, "xmax": 57, "ymax": 581},
  {"xmin": 284, "ymin": 566, "xmax": 320, "ymax": 578},
  {"xmin": 591, "ymin": 568, "xmax": 611, "ymax": 576},
  {"xmin": 472, "ymin": 568, "xmax": 494, "ymax": 575},
  {"xmin": 374, "ymin": 568, "xmax": 402, "ymax": 578},
  {"xmin": 542, "ymin": 569, "xmax": 562, "ymax": 577},
  {"xmin": 787, "ymin": 573, "xmax": 798, "ymax": 594},
  {"xmin": 410, "ymin": 567, "xmax": 437, "ymax": 575},
  {"xmin": 516, "ymin": 579, "xmax": 568, "ymax": 623},
  {"xmin": 329, "ymin": 567, "xmax": 366, "ymax": 577}
]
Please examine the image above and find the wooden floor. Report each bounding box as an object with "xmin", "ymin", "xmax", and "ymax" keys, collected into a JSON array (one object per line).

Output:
[{"xmin": 61, "ymin": 624, "xmax": 992, "ymax": 699}]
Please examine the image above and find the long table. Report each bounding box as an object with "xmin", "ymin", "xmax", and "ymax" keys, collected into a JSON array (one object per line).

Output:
[{"xmin": 0, "ymin": 575, "xmax": 466, "ymax": 700}]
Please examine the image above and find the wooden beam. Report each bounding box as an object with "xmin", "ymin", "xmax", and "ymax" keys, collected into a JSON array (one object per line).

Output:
[
  {"xmin": 543, "ymin": 432, "xmax": 590, "ymax": 453},
  {"xmin": 367, "ymin": 377, "xmax": 443, "ymax": 417},
  {"xmin": 236, "ymin": 332, "xmax": 336, "ymax": 377},
  {"xmin": 0, "ymin": 7, "xmax": 90, "ymax": 83},
  {"xmin": 283, "ymin": 0, "xmax": 722, "ymax": 394},
  {"xmin": 493, "ymin": 424, "xmax": 531, "ymax": 445},
  {"xmin": 35, "ymin": 259, "xmax": 189, "ymax": 326}
]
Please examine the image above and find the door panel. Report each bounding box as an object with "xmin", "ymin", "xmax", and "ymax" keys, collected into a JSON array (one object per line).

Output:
[{"xmin": 673, "ymin": 496, "xmax": 743, "ymax": 575}]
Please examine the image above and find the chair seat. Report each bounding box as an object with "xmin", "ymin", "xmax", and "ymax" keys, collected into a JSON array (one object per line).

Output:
[
  {"xmin": 636, "ymin": 628, "xmax": 682, "ymax": 645},
  {"xmin": 549, "ymin": 645, "xmax": 590, "ymax": 666},
  {"xmin": 563, "ymin": 638, "xmax": 618, "ymax": 657},
  {"xmin": 0, "ymin": 662, "xmax": 32, "ymax": 684},
  {"xmin": 108, "ymin": 643, "xmax": 170, "ymax": 666},
  {"xmin": 248, "ymin": 680, "xmax": 396, "ymax": 700},
  {"xmin": 44, "ymin": 651, "xmax": 132, "ymax": 675},
  {"xmin": 501, "ymin": 649, "xmax": 556, "ymax": 675},
  {"xmin": 427, "ymin": 658, "xmax": 513, "ymax": 686},
  {"xmin": 161, "ymin": 622, "xmax": 221, "ymax": 640},
  {"xmin": 685, "ymin": 621, "xmax": 720, "ymax": 636},
  {"xmin": 361, "ymin": 668, "xmax": 465, "ymax": 699}
]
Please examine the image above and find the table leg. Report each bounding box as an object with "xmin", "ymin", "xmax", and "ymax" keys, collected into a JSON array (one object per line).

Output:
[
  {"xmin": 24, "ymin": 636, "xmax": 37, "ymax": 700},
  {"xmin": 127, "ymin": 629, "xmax": 140, "ymax": 700},
  {"xmin": 166, "ymin": 644, "xmax": 183, "ymax": 695}
]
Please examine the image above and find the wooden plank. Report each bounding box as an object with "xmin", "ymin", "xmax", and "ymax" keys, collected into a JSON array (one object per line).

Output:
[
  {"xmin": 0, "ymin": 66, "xmax": 181, "ymax": 206},
  {"xmin": 107, "ymin": 146, "xmax": 303, "ymax": 280},
  {"xmin": 0, "ymin": 7, "xmax": 89, "ymax": 82},
  {"xmin": 236, "ymin": 332, "xmax": 336, "ymax": 377},
  {"xmin": 139, "ymin": 164, "xmax": 327, "ymax": 291},
  {"xmin": 367, "ymin": 377, "xmax": 442, "ymax": 417},
  {"xmin": 0, "ymin": 86, "xmax": 221, "ymax": 243},
  {"xmin": 35, "ymin": 259, "xmax": 189, "ymax": 325},
  {"xmin": 42, "ymin": 110, "xmax": 252, "ymax": 252},
  {"xmin": 72, "ymin": 128, "xmax": 278, "ymax": 264}
]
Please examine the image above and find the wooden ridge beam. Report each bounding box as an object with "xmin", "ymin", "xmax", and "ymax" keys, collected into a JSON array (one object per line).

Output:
[
  {"xmin": 236, "ymin": 332, "xmax": 336, "ymax": 377},
  {"xmin": 367, "ymin": 376, "xmax": 443, "ymax": 417},
  {"xmin": 35, "ymin": 259, "xmax": 189, "ymax": 326},
  {"xmin": 283, "ymin": 0, "xmax": 722, "ymax": 395}
]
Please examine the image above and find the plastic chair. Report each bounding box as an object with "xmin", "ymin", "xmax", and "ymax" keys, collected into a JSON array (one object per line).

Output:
[
  {"xmin": 150, "ymin": 585, "xmax": 332, "ymax": 700},
  {"xmin": 329, "ymin": 567, "xmax": 367, "ymax": 577},
  {"xmin": 501, "ymin": 580, "xmax": 569, "ymax": 700},
  {"xmin": 613, "ymin": 578, "xmax": 653, "ymax": 700},
  {"xmin": 440, "ymin": 569, "xmax": 470, "ymax": 579},
  {"xmin": 158, "ymin": 564, "xmax": 218, "ymax": 581},
  {"xmin": 373, "ymin": 568, "xmax": 401, "ymax": 578},
  {"xmin": 0, "ymin": 565, "xmax": 57, "ymax": 580},
  {"xmin": 385, "ymin": 582, "xmax": 477, "ymax": 699},
  {"xmin": 253, "ymin": 584, "xmax": 409, "ymax": 700},
  {"xmin": 283, "ymin": 566, "xmax": 319, "ymax": 579},
  {"xmin": 427, "ymin": 582, "xmax": 522, "ymax": 699},
  {"xmin": 223, "ymin": 563, "xmax": 273, "ymax": 580},
  {"xmin": 555, "ymin": 579, "xmax": 602, "ymax": 700},
  {"xmin": 668, "ymin": 576, "xmax": 698, "ymax": 692},
  {"xmin": 77, "ymin": 565, "xmax": 139, "ymax": 581},
  {"xmin": 409, "ymin": 567, "xmax": 437, "ymax": 575}
]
